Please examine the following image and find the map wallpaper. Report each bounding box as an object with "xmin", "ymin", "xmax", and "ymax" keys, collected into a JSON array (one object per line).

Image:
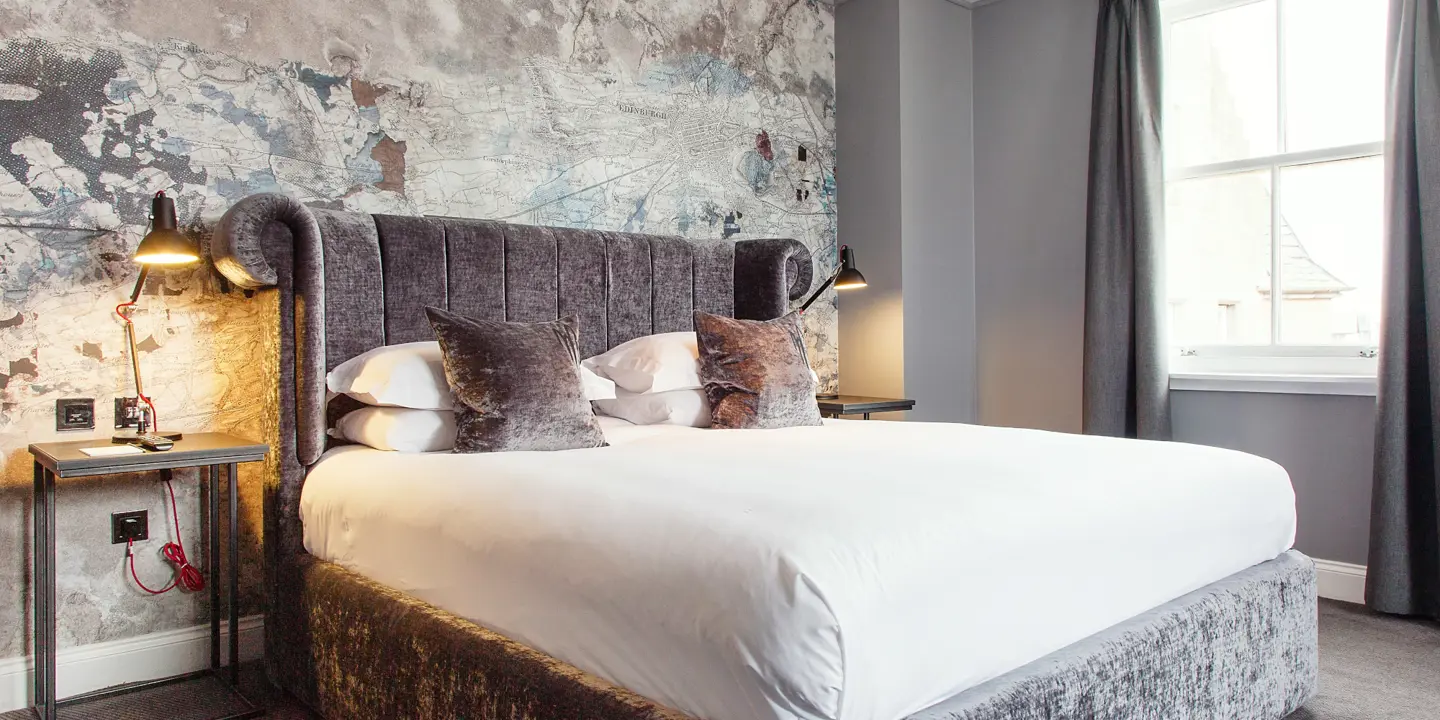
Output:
[{"xmin": 0, "ymin": 0, "xmax": 836, "ymax": 661}]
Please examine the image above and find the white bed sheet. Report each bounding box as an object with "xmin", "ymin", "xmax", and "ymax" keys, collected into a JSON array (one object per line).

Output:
[{"xmin": 301, "ymin": 418, "xmax": 1297, "ymax": 720}]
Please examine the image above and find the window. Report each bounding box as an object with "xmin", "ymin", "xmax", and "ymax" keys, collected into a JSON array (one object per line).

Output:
[{"xmin": 1162, "ymin": 0, "xmax": 1386, "ymax": 386}]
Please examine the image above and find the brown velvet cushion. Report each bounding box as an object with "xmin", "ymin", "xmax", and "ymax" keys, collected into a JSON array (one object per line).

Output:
[
  {"xmin": 694, "ymin": 311, "xmax": 823, "ymax": 429},
  {"xmin": 425, "ymin": 307, "xmax": 606, "ymax": 453}
]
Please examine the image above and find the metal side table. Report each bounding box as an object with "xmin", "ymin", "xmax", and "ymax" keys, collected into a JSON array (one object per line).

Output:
[
  {"xmin": 27, "ymin": 433, "xmax": 268, "ymax": 720},
  {"xmin": 816, "ymin": 395, "xmax": 916, "ymax": 420}
]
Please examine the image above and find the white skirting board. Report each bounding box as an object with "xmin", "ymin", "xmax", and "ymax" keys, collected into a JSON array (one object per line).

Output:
[
  {"xmin": 0, "ymin": 615, "xmax": 263, "ymax": 712},
  {"xmin": 1314, "ymin": 559, "xmax": 1367, "ymax": 605}
]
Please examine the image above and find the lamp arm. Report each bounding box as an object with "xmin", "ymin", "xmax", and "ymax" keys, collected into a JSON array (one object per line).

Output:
[
  {"xmin": 799, "ymin": 269, "xmax": 839, "ymax": 313},
  {"xmin": 124, "ymin": 315, "xmax": 145, "ymax": 400},
  {"xmin": 121, "ymin": 265, "xmax": 151, "ymax": 421},
  {"xmin": 128, "ymin": 265, "xmax": 149, "ymax": 304},
  {"xmin": 122, "ymin": 265, "xmax": 151, "ymax": 398}
]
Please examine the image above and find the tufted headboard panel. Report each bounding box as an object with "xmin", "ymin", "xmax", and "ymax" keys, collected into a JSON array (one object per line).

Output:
[{"xmin": 210, "ymin": 193, "xmax": 812, "ymax": 563}]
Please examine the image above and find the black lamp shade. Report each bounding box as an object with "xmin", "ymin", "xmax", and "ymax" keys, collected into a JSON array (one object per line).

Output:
[
  {"xmin": 834, "ymin": 246, "xmax": 867, "ymax": 289},
  {"xmin": 799, "ymin": 245, "xmax": 867, "ymax": 312},
  {"xmin": 133, "ymin": 193, "xmax": 199, "ymax": 265}
]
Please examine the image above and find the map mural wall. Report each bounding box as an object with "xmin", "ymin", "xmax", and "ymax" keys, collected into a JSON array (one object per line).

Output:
[{"xmin": 0, "ymin": 0, "xmax": 836, "ymax": 660}]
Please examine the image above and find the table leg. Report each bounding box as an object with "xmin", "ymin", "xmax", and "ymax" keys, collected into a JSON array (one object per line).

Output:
[
  {"xmin": 41, "ymin": 467, "xmax": 57, "ymax": 720},
  {"xmin": 208, "ymin": 465, "xmax": 220, "ymax": 674},
  {"xmin": 31, "ymin": 462, "xmax": 49, "ymax": 718},
  {"xmin": 227, "ymin": 463, "xmax": 240, "ymax": 683},
  {"xmin": 863, "ymin": 412, "xmax": 871, "ymax": 420}
]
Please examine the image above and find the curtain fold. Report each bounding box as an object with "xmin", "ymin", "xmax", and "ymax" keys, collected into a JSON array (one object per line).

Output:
[
  {"xmin": 1367, "ymin": 0, "xmax": 1440, "ymax": 619},
  {"xmin": 1082, "ymin": 0, "xmax": 1171, "ymax": 440}
]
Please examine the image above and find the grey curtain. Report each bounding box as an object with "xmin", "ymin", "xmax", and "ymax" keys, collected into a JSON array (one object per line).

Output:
[
  {"xmin": 1082, "ymin": 0, "xmax": 1171, "ymax": 440},
  {"xmin": 1367, "ymin": 0, "xmax": 1440, "ymax": 619}
]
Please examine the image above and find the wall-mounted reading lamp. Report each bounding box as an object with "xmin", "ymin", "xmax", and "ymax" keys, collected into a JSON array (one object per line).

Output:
[
  {"xmin": 799, "ymin": 245, "xmax": 867, "ymax": 312},
  {"xmin": 799, "ymin": 245, "xmax": 867, "ymax": 399}
]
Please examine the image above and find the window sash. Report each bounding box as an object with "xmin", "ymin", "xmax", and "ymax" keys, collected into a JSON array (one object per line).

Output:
[
  {"xmin": 1168, "ymin": 142, "xmax": 1384, "ymax": 181},
  {"xmin": 1172, "ymin": 345, "xmax": 1379, "ymax": 379},
  {"xmin": 1161, "ymin": 0, "xmax": 1384, "ymax": 365},
  {"xmin": 1163, "ymin": 0, "xmax": 1270, "ymax": 24},
  {"xmin": 1178, "ymin": 345, "xmax": 1378, "ymax": 359}
]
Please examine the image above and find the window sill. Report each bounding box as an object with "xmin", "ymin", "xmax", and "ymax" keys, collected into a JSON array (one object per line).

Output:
[{"xmin": 1169, "ymin": 372, "xmax": 1377, "ymax": 397}]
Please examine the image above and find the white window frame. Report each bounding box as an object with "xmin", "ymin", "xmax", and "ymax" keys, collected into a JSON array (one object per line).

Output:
[{"xmin": 1161, "ymin": 0, "xmax": 1383, "ymax": 394}]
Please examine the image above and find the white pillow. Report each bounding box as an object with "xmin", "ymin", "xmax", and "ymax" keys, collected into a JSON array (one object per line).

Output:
[
  {"xmin": 583, "ymin": 332, "xmax": 700, "ymax": 394},
  {"xmin": 581, "ymin": 364, "xmax": 619, "ymax": 401},
  {"xmin": 593, "ymin": 388, "xmax": 711, "ymax": 427},
  {"xmin": 327, "ymin": 342, "xmax": 449, "ymax": 408},
  {"xmin": 327, "ymin": 341, "xmax": 616, "ymax": 409},
  {"xmin": 330, "ymin": 407, "xmax": 457, "ymax": 452}
]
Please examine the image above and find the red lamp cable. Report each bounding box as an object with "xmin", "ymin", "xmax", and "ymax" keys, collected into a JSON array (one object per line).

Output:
[{"xmin": 127, "ymin": 477, "xmax": 204, "ymax": 594}]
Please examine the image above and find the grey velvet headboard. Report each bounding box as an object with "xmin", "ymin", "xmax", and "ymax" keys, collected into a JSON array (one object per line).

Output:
[{"xmin": 210, "ymin": 193, "xmax": 812, "ymax": 562}]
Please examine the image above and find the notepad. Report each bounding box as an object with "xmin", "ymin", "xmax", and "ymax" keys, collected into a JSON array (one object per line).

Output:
[{"xmin": 79, "ymin": 445, "xmax": 145, "ymax": 457}]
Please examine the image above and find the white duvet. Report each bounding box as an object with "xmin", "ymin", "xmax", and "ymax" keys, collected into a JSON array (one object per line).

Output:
[{"xmin": 300, "ymin": 418, "xmax": 1297, "ymax": 720}]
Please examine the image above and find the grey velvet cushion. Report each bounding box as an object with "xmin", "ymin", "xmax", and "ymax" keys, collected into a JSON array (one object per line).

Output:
[
  {"xmin": 694, "ymin": 311, "xmax": 823, "ymax": 430},
  {"xmin": 425, "ymin": 307, "xmax": 606, "ymax": 453}
]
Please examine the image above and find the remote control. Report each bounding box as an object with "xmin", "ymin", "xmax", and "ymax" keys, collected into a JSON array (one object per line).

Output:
[{"xmin": 133, "ymin": 433, "xmax": 174, "ymax": 451}]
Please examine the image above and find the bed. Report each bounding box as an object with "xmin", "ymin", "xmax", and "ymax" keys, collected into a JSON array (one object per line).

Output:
[{"xmin": 212, "ymin": 193, "xmax": 1318, "ymax": 720}]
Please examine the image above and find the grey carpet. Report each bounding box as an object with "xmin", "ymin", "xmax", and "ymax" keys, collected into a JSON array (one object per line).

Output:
[
  {"xmin": 4, "ymin": 600, "xmax": 1435, "ymax": 719},
  {"xmin": 1285, "ymin": 600, "xmax": 1440, "ymax": 720}
]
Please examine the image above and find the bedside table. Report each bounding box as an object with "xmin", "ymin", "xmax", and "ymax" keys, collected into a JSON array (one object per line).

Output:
[
  {"xmin": 27, "ymin": 432, "xmax": 268, "ymax": 720},
  {"xmin": 816, "ymin": 395, "xmax": 916, "ymax": 419}
]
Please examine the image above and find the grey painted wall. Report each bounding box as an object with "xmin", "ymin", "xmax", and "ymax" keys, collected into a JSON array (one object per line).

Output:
[
  {"xmin": 899, "ymin": 0, "xmax": 978, "ymax": 423},
  {"xmin": 1172, "ymin": 392, "xmax": 1376, "ymax": 566},
  {"xmin": 969, "ymin": 0, "xmax": 1377, "ymax": 565},
  {"xmin": 836, "ymin": 0, "xmax": 977, "ymax": 423},
  {"xmin": 973, "ymin": 0, "xmax": 1095, "ymax": 433},
  {"xmin": 837, "ymin": 0, "xmax": 906, "ymax": 403}
]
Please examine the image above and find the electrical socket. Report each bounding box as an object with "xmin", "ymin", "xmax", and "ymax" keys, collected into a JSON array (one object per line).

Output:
[
  {"xmin": 114, "ymin": 397, "xmax": 140, "ymax": 430},
  {"xmin": 55, "ymin": 398, "xmax": 95, "ymax": 431},
  {"xmin": 111, "ymin": 510, "xmax": 148, "ymax": 544}
]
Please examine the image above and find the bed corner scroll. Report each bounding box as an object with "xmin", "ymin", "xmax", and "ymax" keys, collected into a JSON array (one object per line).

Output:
[
  {"xmin": 212, "ymin": 191, "xmax": 330, "ymax": 482},
  {"xmin": 735, "ymin": 237, "xmax": 814, "ymax": 320},
  {"xmin": 212, "ymin": 192, "xmax": 322, "ymax": 290}
]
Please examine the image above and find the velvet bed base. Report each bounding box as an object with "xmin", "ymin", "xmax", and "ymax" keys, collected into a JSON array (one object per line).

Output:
[
  {"xmin": 212, "ymin": 193, "xmax": 1317, "ymax": 720},
  {"xmin": 265, "ymin": 554, "xmax": 691, "ymax": 720},
  {"xmin": 913, "ymin": 549, "xmax": 1317, "ymax": 719},
  {"xmin": 269, "ymin": 549, "xmax": 1316, "ymax": 720}
]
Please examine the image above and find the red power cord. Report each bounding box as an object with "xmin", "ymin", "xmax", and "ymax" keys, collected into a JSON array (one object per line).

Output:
[
  {"xmin": 114, "ymin": 299, "xmax": 159, "ymax": 431},
  {"xmin": 127, "ymin": 477, "xmax": 204, "ymax": 594}
]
